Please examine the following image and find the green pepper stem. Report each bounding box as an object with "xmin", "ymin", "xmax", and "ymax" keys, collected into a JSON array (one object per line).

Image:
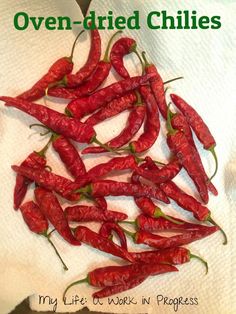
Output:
[
  {"xmin": 103, "ymin": 31, "xmax": 123, "ymax": 62},
  {"xmin": 207, "ymin": 216, "xmax": 227, "ymax": 245},
  {"xmin": 167, "ymin": 104, "xmax": 176, "ymax": 135},
  {"xmin": 36, "ymin": 134, "xmax": 54, "ymax": 157},
  {"xmin": 69, "ymin": 30, "xmax": 85, "ymax": 61},
  {"xmin": 92, "ymin": 137, "xmax": 121, "ymax": 155},
  {"xmin": 63, "ymin": 278, "xmax": 88, "ymax": 301},
  {"xmin": 120, "ymin": 226, "xmax": 135, "ymax": 239},
  {"xmin": 134, "ymin": 50, "xmax": 145, "ymax": 74},
  {"xmin": 29, "ymin": 123, "xmax": 53, "ymax": 137},
  {"xmin": 43, "ymin": 234, "xmax": 68, "ymax": 271},
  {"xmin": 190, "ymin": 254, "xmax": 208, "ymax": 275},
  {"xmin": 163, "ymin": 77, "xmax": 184, "ymax": 85},
  {"xmin": 134, "ymin": 90, "xmax": 142, "ymax": 106},
  {"xmin": 141, "ymin": 51, "xmax": 151, "ymax": 68},
  {"xmin": 119, "ymin": 220, "xmax": 136, "ymax": 225},
  {"xmin": 154, "ymin": 208, "xmax": 184, "ymax": 225},
  {"xmin": 208, "ymin": 146, "xmax": 218, "ymax": 181}
]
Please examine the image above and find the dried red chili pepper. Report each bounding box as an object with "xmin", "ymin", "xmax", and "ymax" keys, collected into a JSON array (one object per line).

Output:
[
  {"xmin": 123, "ymin": 85, "xmax": 160, "ymax": 153},
  {"xmin": 166, "ymin": 107, "xmax": 209, "ymax": 204},
  {"xmin": 65, "ymin": 205, "xmax": 127, "ymax": 222},
  {"xmin": 17, "ymin": 31, "xmax": 84, "ymax": 101},
  {"xmin": 60, "ymin": 27, "xmax": 101, "ymax": 88},
  {"xmin": 63, "ymin": 262, "xmax": 177, "ymax": 300},
  {"xmin": 110, "ymin": 37, "xmax": 138, "ymax": 78},
  {"xmin": 142, "ymin": 51, "xmax": 169, "ymax": 119},
  {"xmin": 82, "ymin": 95, "xmax": 146, "ymax": 155},
  {"xmin": 131, "ymin": 247, "xmax": 208, "ymax": 273},
  {"xmin": 48, "ymin": 31, "xmax": 121, "ymax": 99},
  {"xmin": 0, "ymin": 96, "xmax": 95, "ymax": 144},
  {"xmin": 52, "ymin": 135, "xmax": 86, "ymax": 178},
  {"xmin": 65, "ymin": 73, "xmax": 154, "ymax": 119},
  {"xmin": 94, "ymin": 197, "xmax": 108, "ymax": 210},
  {"xmin": 130, "ymin": 170, "xmax": 180, "ymax": 224},
  {"xmin": 11, "ymin": 165, "xmax": 81, "ymax": 201},
  {"xmin": 13, "ymin": 139, "xmax": 50, "ymax": 210},
  {"xmin": 74, "ymin": 226, "xmax": 135, "ymax": 262},
  {"xmin": 35, "ymin": 187, "xmax": 80, "ymax": 246},
  {"xmin": 92, "ymin": 276, "xmax": 147, "ymax": 299},
  {"xmin": 99, "ymin": 222, "xmax": 127, "ymax": 250},
  {"xmin": 171, "ymin": 113, "xmax": 218, "ymax": 196},
  {"xmin": 123, "ymin": 226, "xmax": 218, "ymax": 250},
  {"xmin": 84, "ymin": 91, "xmax": 137, "ymax": 126},
  {"xmin": 20, "ymin": 201, "xmax": 68, "ymax": 270},
  {"xmin": 134, "ymin": 214, "xmax": 218, "ymax": 234},
  {"xmin": 171, "ymin": 93, "xmax": 218, "ymax": 180},
  {"xmin": 135, "ymin": 157, "xmax": 181, "ymax": 184},
  {"xmin": 77, "ymin": 180, "xmax": 169, "ymax": 204}
]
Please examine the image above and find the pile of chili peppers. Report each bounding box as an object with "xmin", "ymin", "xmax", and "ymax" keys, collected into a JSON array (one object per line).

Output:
[{"xmin": 0, "ymin": 27, "xmax": 226, "ymax": 300}]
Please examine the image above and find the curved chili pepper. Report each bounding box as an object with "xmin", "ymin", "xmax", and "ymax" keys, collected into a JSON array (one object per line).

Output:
[
  {"xmin": 61, "ymin": 27, "xmax": 101, "ymax": 88},
  {"xmin": 14, "ymin": 149, "xmax": 47, "ymax": 210},
  {"xmin": 93, "ymin": 276, "xmax": 147, "ymax": 299},
  {"xmin": 99, "ymin": 222, "xmax": 127, "ymax": 250},
  {"xmin": 110, "ymin": 37, "xmax": 137, "ymax": 78},
  {"xmin": 135, "ymin": 214, "xmax": 218, "ymax": 233},
  {"xmin": 20, "ymin": 201, "xmax": 68, "ymax": 270},
  {"xmin": 85, "ymin": 91, "xmax": 137, "ymax": 126},
  {"xmin": 63, "ymin": 262, "xmax": 177, "ymax": 300},
  {"xmin": 123, "ymin": 227, "xmax": 218, "ymax": 250},
  {"xmin": 65, "ymin": 206, "xmax": 127, "ymax": 222},
  {"xmin": 171, "ymin": 93, "xmax": 218, "ymax": 180},
  {"xmin": 0, "ymin": 96, "xmax": 95, "ymax": 144},
  {"xmin": 35, "ymin": 187, "xmax": 80, "ymax": 246},
  {"xmin": 130, "ymin": 169, "xmax": 180, "ymax": 224},
  {"xmin": 171, "ymin": 113, "xmax": 218, "ymax": 196},
  {"xmin": 48, "ymin": 31, "xmax": 121, "ymax": 99},
  {"xmin": 11, "ymin": 165, "xmax": 81, "ymax": 201},
  {"xmin": 77, "ymin": 180, "xmax": 169, "ymax": 204},
  {"xmin": 126, "ymin": 85, "xmax": 160, "ymax": 153},
  {"xmin": 135, "ymin": 157, "xmax": 181, "ymax": 184},
  {"xmin": 166, "ymin": 107, "xmax": 209, "ymax": 204},
  {"xmin": 142, "ymin": 51, "xmax": 168, "ymax": 119},
  {"xmin": 82, "ymin": 100, "xmax": 146, "ymax": 155},
  {"xmin": 131, "ymin": 247, "xmax": 208, "ymax": 273},
  {"xmin": 17, "ymin": 31, "xmax": 84, "ymax": 101},
  {"xmin": 74, "ymin": 226, "xmax": 134, "ymax": 262},
  {"xmin": 52, "ymin": 135, "xmax": 86, "ymax": 177},
  {"xmin": 65, "ymin": 73, "xmax": 154, "ymax": 119}
]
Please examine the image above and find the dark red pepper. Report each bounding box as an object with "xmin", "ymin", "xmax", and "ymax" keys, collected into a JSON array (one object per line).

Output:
[
  {"xmin": 82, "ymin": 102, "xmax": 146, "ymax": 154},
  {"xmin": 65, "ymin": 205, "xmax": 127, "ymax": 222},
  {"xmin": 65, "ymin": 73, "xmax": 154, "ymax": 119},
  {"xmin": 110, "ymin": 37, "xmax": 137, "ymax": 78},
  {"xmin": 35, "ymin": 187, "xmax": 80, "ymax": 246},
  {"xmin": 99, "ymin": 222, "xmax": 127, "ymax": 250},
  {"xmin": 171, "ymin": 93, "xmax": 218, "ymax": 180},
  {"xmin": 85, "ymin": 92, "xmax": 137, "ymax": 126},
  {"xmin": 20, "ymin": 201, "xmax": 68, "ymax": 270},
  {"xmin": 0, "ymin": 96, "xmax": 95, "ymax": 144},
  {"xmin": 74, "ymin": 226, "xmax": 135, "ymax": 262}
]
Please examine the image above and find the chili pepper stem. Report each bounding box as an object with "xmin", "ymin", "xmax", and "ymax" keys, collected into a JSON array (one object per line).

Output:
[
  {"xmin": 163, "ymin": 77, "xmax": 184, "ymax": 85},
  {"xmin": 207, "ymin": 216, "xmax": 227, "ymax": 245},
  {"xmin": 103, "ymin": 31, "xmax": 123, "ymax": 62},
  {"xmin": 141, "ymin": 51, "xmax": 151, "ymax": 68},
  {"xmin": 63, "ymin": 278, "xmax": 88, "ymax": 301},
  {"xmin": 29, "ymin": 124, "xmax": 53, "ymax": 137},
  {"xmin": 92, "ymin": 137, "xmax": 121, "ymax": 155},
  {"xmin": 167, "ymin": 105, "xmax": 177, "ymax": 135},
  {"xmin": 208, "ymin": 147, "xmax": 218, "ymax": 181},
  {"xmin": 190, "ymin": 254, "xmax": 208, "ymax": 275},
  {"xmin": 36, "ymin": 134, "xmax": 54, "ymax": 157},
  {"xmin": 47, "ymin": 228, "xmax": 56, "ymax": 238},
  {"xmin": 69, "ymin": 30, "xmax": 85, "ymax": 61},
  {"xmin": 134, "ymin": 50, "xmax": 145, "ymax": 74},
  {"xmin": 42, "ymin": 234, "xmax": 68, "ymax": 271},
  {"xmin": 119, "ymin": 220, "xmax": 135, "ymax": 225},
  {"xmin": 154, "ymin": 209, "xmax": 183, "ymax": 225},
  {"xmin": 120, "ymin": 226, "xmax": 135, "ymax": 239}
]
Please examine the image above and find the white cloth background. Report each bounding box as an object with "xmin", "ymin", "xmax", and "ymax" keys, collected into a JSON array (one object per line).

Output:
[{"xmin": 0, "ymin": 0, "xmax": 236, "ymax": 313}]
